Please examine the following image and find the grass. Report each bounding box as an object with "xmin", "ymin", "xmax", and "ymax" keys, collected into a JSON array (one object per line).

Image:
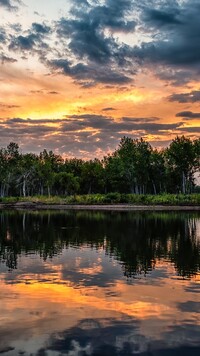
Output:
[{"xmin": 0, "ymin": 193, "xmax": 199, "ymax": 206}]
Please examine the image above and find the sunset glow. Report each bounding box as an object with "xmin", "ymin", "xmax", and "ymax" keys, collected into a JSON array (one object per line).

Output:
[{"xmin": 0, "ymin": 0, "xmax": 199, "ymax": 157}]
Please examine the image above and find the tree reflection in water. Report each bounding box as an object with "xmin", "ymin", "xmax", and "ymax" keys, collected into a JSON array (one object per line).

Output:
[
  {"xmin": 0, "ymin": 210, "xmax": 200, "ymax": 355},
  {"xmin": 0, "ymin": 210, "xmax": 199, "ymax": 278}
]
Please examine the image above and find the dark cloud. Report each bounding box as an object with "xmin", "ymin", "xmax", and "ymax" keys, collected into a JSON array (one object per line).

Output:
[
  {"xmin": 29, "ymin": 90, "xmax": 60, "ymax": 95},
  {"xmin": 67, "ymin": 0, "xmax": 136, "ymax": 39},
  {"xmin": 176, "ymin": 111, "xmax": 200, "ymax": 119},
  {"xmin": 102, "ymin": 107, "xmax": 116, "ymax": 112},
  {"xmin": 10, "ymin": 23, "xmax": 22, "ymax": 33},
  {"xmin": 5, "ymin": 118, "xmax": 64, "ymax": 124},
  {"xmin": 143, "ymin": 7, "xmax": 182, "ymax": 27},
  {"xmin": 32, "ymin": 22, "xmax": 51, "ymax": 35},
  {"xmin": 0, "ymin": 54, "xmax": 17, "ymax": 64},
  {"xmin": 179, "ymin": 127, "xmax": 200, "ymax": 133},
  {"xmin": 48, "ymin": 0, "xmax": 200, "ymax": 85},
  {"xmin": 57, "ymin": 18, "xmax": 112, "ymax": 65},
  {"xmin": 132, "ymin": 0, "xmax": 200, "ymax": 83},
  {"xmin": 49, "ymin": 59, "xmax": 132, "ymax": 86},
  {"xmin": 0, "ymin": 27, "xmax": 6, "ymax": 43},
  {"xmin": 5, "ymin": 117, "xmax": 24, "ymax": 122},
  {"xmin": 30, "ymin": 90, "xmax": 44, "ymax": 94},
  {"xmin": 9, "ymin": 22, "xmax": 50, "ymax": 54},
  {"xmin": 0, "ymin": 103, "xmax": 20, "ymax": 108},
  {"xmin": 0, "ymin": 0, "xmax": 19, "ymax": 10},
  {"xmin": 0, "ymin": 115, "xmax": 186, "ymax": 135},
  {"xmin": 155, "ymin": 67, "xmax": 195, "ymax": 86},
  {"xmin": 122, "ymin": 116, "xmax": 159, "ymax": 123},
  {"xmin": 47, "ymin": 0, "xmax": 136, "ymax": 85},
  {"xmin": 2, "ymin": 0, "xmax": 200, "ymax": 87},
  {"xmin": 48, "ymin": 91, "xmax": 59, "ymax": 95},
  {"xmin": 177, "ymin": 301, "xmax": 200, "ymax": 313},
  {"xmin": 169, "ymin": 90, "xmax": 200, "ymax": 103},
  {"xmin": 9, "ymin": 34, "xmax": 38, "ymax": 51},
  {"xmin": 0, "ymin": 115, "xmax": 191, "ymax": 158},
  {"xmin": 66, "ymin": 114, "xmax": 183, "ymax": 134}
]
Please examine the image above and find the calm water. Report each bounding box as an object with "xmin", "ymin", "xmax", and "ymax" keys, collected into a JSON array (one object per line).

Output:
[{"xmin": 0, "ymin": 210, "xmax": 200, "ymax": 356}]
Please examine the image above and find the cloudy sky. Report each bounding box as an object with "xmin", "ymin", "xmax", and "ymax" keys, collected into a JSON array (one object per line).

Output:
[{"xmin": 0, "ymin": 0, "xmax": 200, "ymax": 158}]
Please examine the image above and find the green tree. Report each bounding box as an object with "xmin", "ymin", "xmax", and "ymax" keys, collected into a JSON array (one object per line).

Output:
[
  {"xmin": 166, "ymin": 136, "xmax": 197, "ymax": 194},
  {"xmin": 81, "ymin": 159, "xmax": 105, "ymax": 194},
  {"xmin": 134, "ymin": 138, "xmax": 152, "ymax": 194},
  {"xmin": 115, "ymin": 136, "xmax": 137, "ymax": 193},
  {"xmin": 5, "ymin": 142, "xmax": 21, "ymax": 196},
  {"xmin": 38, "ymin": 150, "xmax": 63, "ymax": 196},
  {"xmin": 0, "ymin": 148, "xmax": 8, "ymax": 197},
  {"xmin": 114, "ymin": 137, "xmax": 152, "ymax": 194},
  {"xmin": 17, "ymin": 153, "xmax": 38, "ymax": 197},
  {"xmin": 103, "ymin": 154, "xmax": 127, "ymax": 193},
  {"xmin": 149, "ymin": 149, "xmax": 166, "ymax": 194},
  {"xmin": 54, "ymin": 172, "xmax": 79, "ymax": 196}
]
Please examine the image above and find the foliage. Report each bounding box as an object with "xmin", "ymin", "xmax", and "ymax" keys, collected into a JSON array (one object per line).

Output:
[
  {"xmin": 0, "ymin": 136, "xmax": 199, "ymax": 198},
  {"xmin": 0, "ymin": 193, "xmax": 200, "ymax": 206}
]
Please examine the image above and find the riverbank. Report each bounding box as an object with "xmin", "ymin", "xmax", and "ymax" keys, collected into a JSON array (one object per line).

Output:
[
  {"xmin": 1, "ymin": 193, "xmax": 200, "ymax": 204},
  {"xmin": 0, "ymin": 194, "xmax": 199, "ymax": 210},
  {"xmin": 0, "ymin": 201, "xmax": 199, "ymax": 211}
]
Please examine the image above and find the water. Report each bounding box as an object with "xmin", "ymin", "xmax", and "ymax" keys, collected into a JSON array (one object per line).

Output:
[{"xmin": 0, "ymin": 210, "xmax": 200, "ymax": 355}]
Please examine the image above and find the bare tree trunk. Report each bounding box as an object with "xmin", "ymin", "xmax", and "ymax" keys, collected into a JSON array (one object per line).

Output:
[
  {"xmin": 182, "ymin": 171, "xmax": 186, "ymax": 194},
  {"xmin": 88, "ymin": 183, "xmax": 92, "ymax": 194},
  {"xmin": 135, "ymin": 184, "xmax": 139, "ymax": 195},
  {"xmin": 47, "ymin": 185, "xmax": 50, "ymax": 197},
  {"xmin": 152, "ymin": 181, "xmax": 157, "ymax": 195},
  {"xmin": 0, "ymin": 184, "xmax": 5, "ymax": 197},
  {"xmin": 40, "ymin": 184, "xmax": 44, "ymax": 196},
  {"xmin": 23, "ymin": 176, "xmax": 26, "ymax": 197}
]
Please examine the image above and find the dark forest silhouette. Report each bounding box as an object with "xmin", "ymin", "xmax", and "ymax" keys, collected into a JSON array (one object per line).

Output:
[{"xmin": 0, "ymin": 135, "xmax": 199, "ymax": 197}]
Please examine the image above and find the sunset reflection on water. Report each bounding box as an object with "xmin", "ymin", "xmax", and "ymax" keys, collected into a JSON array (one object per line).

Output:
[{"xmin": 0, "ymin": 211, "xmax": 200, "ymax": 355}]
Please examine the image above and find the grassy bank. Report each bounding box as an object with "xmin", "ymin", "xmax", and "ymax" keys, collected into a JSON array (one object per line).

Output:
[{"xmin": 0, "ymin": 193, "xmax": 200, "ymax": 206}]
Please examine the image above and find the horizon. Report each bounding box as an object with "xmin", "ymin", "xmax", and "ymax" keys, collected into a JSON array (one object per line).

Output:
[{"xmin": 0, "ymin": 0, "xmax": 200, "ymax": 159}]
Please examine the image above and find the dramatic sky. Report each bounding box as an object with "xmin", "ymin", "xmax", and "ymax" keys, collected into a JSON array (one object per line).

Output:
[{"xmin": 0, "ymin": 0, "xmax": 200, "ymax": 158}]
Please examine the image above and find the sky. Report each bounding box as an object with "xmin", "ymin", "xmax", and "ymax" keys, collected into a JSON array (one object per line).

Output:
[{"xmin": 0, "ymin": 0, "xmax": 200, "ymax": 158}]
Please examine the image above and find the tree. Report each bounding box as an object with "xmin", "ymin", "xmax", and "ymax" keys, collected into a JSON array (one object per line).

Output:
[
  {"xmin": 134, "ymin": 138, "xmax": 152, "ymax": 194},
  {"xmin": 194, "ymin": 138, "xmax": 200, "ymax": 170},
  {"xmin": 104, "ymin": 154, "xmax": 127, "ymax": 193},
  {"xmin": 149, "ymin": 149, "xmax": 166, "ymax": 194},
  {"xmin": 166, "ymin": 136, "xmax": 197, "ymax": 194},
  {"xmin": 115, "ymin": 136, "xmax": 137, "ymax": 193},
  {"xmin": 54, "ymin": 172, "xmax": 79, "ymax": 196},
  {"xmin": 5, "ymin": 142, "xmax": 21, "ymax": 196},
  {"xmin": 0, "ymin": 148, "xmax": 8, "ymax": 197},
  {"xmin": 38, "ymin": 150, "xmax": 63, "ymax": 196},
  {"xmin": 114, "ymin": 137, "xmax": 153, "ymax": 194},
  {"xmin": 17, "ymin": 153, "xmax": 38, "ymax": 197},
  {"xmin": 81, "ymin": 159, "xmax": 105, "ymax": 194},
  {"xmin": 0, "ymin": 137, "xmax": 199, "ymax": 197}
]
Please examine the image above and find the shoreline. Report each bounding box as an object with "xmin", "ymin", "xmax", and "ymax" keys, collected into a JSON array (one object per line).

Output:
[{"xmin": 0, "ymin": 202, "xmax": 199, "ymax": 211}]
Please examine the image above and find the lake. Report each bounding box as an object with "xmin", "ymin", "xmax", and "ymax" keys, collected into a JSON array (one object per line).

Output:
[{"xmin": 0, "ymin": 210, "xmax": 200, "ymax": 355}]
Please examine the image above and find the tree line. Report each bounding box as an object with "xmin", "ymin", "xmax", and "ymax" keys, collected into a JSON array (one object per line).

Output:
[{"xmin": 0, "ymin": 135, "xmax": 199, "ymax": 197}]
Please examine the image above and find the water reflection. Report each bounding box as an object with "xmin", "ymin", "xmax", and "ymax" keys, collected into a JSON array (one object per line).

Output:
[
  {"xmin": 0, "ymin": 210, "xmax": 200, "ymax": 355},
  {"xmin": 0, "ymin": 211, "xmax": 200, "ymax": 278}
]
